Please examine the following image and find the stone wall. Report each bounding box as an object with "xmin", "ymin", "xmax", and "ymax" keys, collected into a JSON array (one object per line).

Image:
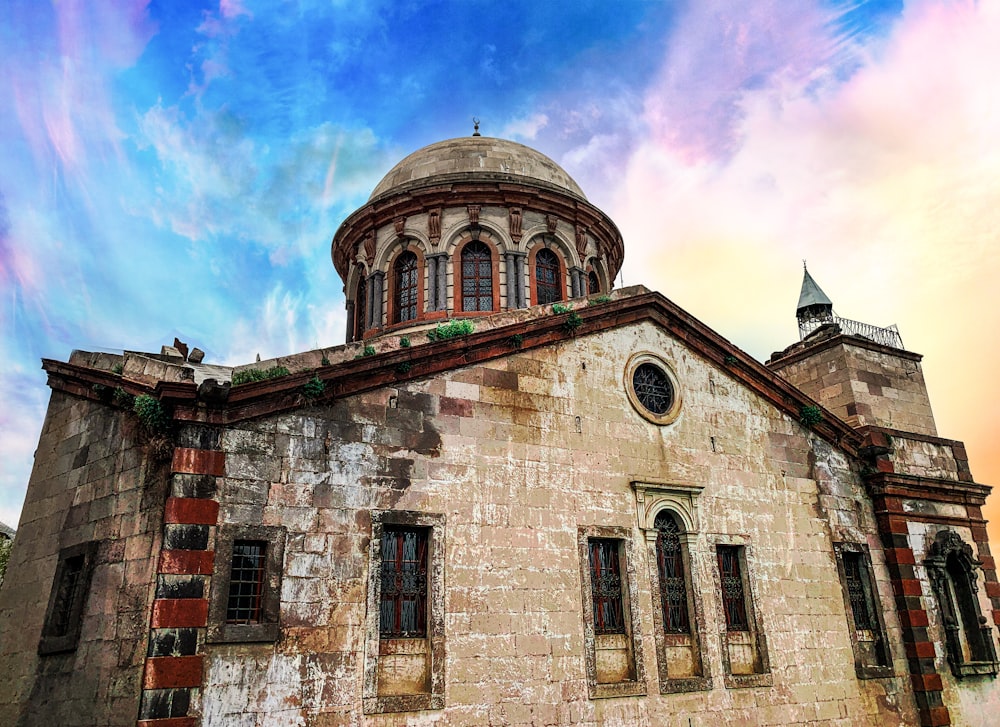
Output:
[
  {"xmin": 199, "ymin": 321, "xmax": 919, "ymax": 726},
  {"xmin": 0, "ymin": 390, "xmax": 166, "ymax": 726},
  {"xmin": 770, "ymin": 337, "xmax": 937, "ymax": 437}
]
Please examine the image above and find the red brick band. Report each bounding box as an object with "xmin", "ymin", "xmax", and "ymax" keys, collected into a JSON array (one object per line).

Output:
[
  {"xmin": 158, "ymin": 549, "xmax": 214, "ymax": 575},
  {"xmin": 143, "ymin": 656, "xmax": 204, "ymax": 690},
  {"xmin": 164, "ymin": 496, "xmax": 220, "ymax": 525},
  {"xmin": 151, "ymin": 599, "xmax": 209, "ymax": 629},
  {"xmin": 170, "ymin": 447, "xmax": 225, "ymax": 477}
]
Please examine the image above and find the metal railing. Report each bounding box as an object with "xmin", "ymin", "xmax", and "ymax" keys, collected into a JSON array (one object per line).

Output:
[{"xmin": 799, "ymin": 315, "xmax": 903, "ymax": 349}]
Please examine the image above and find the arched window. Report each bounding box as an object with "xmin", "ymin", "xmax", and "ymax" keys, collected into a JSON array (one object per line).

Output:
[
  {"xmin": 353, "ymin": 275, "xmax": 367, "ymax": 340},
  {"xmin": 926, "ymin": 529, "xmax": 999, "ymax": 678},
  {"xmin": 655, "ymin": 511, "xmax": 690, "ymax": 634},
  {"xmin": 535, "ymin": 248, "xmax": 562, "ymax": 305},
  {"xmin": 588, "ymin": 269, "xmax": 600, "ymax": 295},
  {"xmin": 460, "ymin": 241, "xmax": 493, "ymax": 312},
  {"xmin": 394, "ymin": 251, "xmax": 419, "ymax": 323}
]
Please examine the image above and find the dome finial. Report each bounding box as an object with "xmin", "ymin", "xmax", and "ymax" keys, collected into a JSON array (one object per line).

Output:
[{"xmin": 472, "ymin": 117, "xmax": 481, "ymax": 136}]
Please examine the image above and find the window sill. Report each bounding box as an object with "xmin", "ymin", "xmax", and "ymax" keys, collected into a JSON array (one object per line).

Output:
[
  {"xmin": 856, "ymin": 664, "xmax": 895, "ymax": 680},
  {"xmin": 660, "ymin": 676, "xmax": 712, "ymax": 694},
  {"xmin": 206, "ymin": 621, "xmax": 279, "ymax": 644},
  {"xmin": 952, "ymin": 660, "xmax": 999, "ymax": 679},
  {"xmin": 363, "ymin": 692, "xmax": 443, "ymax": 714},
  {"xmin": 724, "ymin": 672, "xmax": 773, "ymax": 689},
  {"xmin": 590, "ymin": 679, "xmax": 647, "ymax": 699}
]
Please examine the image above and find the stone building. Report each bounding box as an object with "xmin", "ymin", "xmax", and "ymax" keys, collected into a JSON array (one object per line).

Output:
[{"xmin": 0, "ymin": 135, "xmax": 997, "ymax": 727}]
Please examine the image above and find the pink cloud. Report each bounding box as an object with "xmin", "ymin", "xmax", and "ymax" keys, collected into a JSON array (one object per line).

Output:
[
  {"xmin": 642, "ymin": 0, "xmax": 837, "ymax": 163},
  {"xmin": 618, "ymin": 0, "xmax": 1000, "ymax": 542}
]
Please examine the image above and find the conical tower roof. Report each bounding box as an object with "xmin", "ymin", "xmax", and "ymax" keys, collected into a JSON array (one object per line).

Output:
[{"xmin": 796, "ymin": 266, "xmax": 833, "ymax": 315}]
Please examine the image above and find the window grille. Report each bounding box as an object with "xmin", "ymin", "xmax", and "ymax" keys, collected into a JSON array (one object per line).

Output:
[
  {"xmin": 589, "ymin": 539, "xmax": 625, "ymax": 635},
  {"xmin": 380, "ymin": 528, "xmax": 428, "ymax": 638},
  {"xmin": 535, "ymin": 248, "xmax": 562, "ymax": 304},
  {"xmin": 226, "ymin": 540, "xmax": 267, "ymax": 624},
  {"xmin": 49, "ymin": 554, "xmax": 86, "ymax": 637},
  {"xmin": 394, "ymin": 251, "xmax": 419, "ymax": 322},
  {"xmin": 655, "ymin": 513, "xmax": 689, "ymax": 634},
  {"xmin": 39, "ymin": 541, "xmax": 98, "ymax": 655},
  {"xmin": 633, "ymin": 363, "xmax": 674, "ymax": 415},
  {"xmin": 717, "ymin": 546, "xmax": 749, "ymax": 632},
  {"xmin": 355, "ymin": 275, "xmax": 367, "ymax": 338},
  {"xmin": 843, "ymin": 552, "xmax": 875, "ymax": 631},
  {"xmin": 461, "ymin": 241, "xmax": 493, "ymax": 311},
  {"xmin": 588, "ymin": 270, "xmax": 600, "ymax": 295}
]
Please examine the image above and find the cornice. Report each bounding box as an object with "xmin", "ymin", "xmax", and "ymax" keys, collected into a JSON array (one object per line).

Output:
[
  {"xmin": 41, "ymin": 291, "xmax": 864, "ymax": 458},
  {"xmin": 331, "ymin": 179, "xmax": 624, "ymax": 281}
]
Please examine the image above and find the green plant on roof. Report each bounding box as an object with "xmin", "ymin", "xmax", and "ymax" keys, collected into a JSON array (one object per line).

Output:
[
  {"xmin": 321, "ymin": 355, "xmax": 331, "ymax": 366},
  {"xmin": 302, "ymin": 375, "xmax": 326, "ymax": 400},
  {"xmin": 352, "ymin": 344, "xmax": 377, "ymax": 359},
  {"xmin": 587, "ymin": 294, "xmax": 611, "ymax": 305},
  {"xmin": 399, "ymin": 336, "xmax": 411, "ymax": 348},
  {"xmin": 134, "ymin": 394, "xmax": 170, "ymax": 435},
  {"xmin": 231, "ymin": 365, "xmax": 291, "ymax": 386},
  {"xmin": 563, "ymin": 311, "xmax": 583, "ymax": 332},
  {"xmin": 112, "ymin": 387, "xmax": 135, "ymax": 408},
  {"xmin": 799, "ymin": 404, "xmax": 823, "ymax": 428},
  {"xmin": 427, "ymin": 319, "xmax": 475, "ymax": 342},
  {"xmin": 551, "ymin": 302, "xmax": 572, "ymax": 314},
  {"xmin": 111, "ymin": 362, "xmax": 124, "ymax": 375},
  {"xmin": 396, "ymin": 362, "xmax": 412, "ymax": 375},
  {"xmin": 509, "ymin": 333, "xmax": 524, "ymax": 348},
  {"xmin": 724, "ymin": 354, "xmax": 738, "ymax": 365}
]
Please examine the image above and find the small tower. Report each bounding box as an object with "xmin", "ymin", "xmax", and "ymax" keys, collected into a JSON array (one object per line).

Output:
[
  {"xmin": 768, "ymin": 268, "xmax": 937, "ymax": 436},
  {"xmin": 796, "ymin": 263, "xmax": 834, "ymax": 339}
]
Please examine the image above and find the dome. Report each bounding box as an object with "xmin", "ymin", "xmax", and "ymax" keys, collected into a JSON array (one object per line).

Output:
[{"xmin": 370, "ymin": 136, "xmax": 587, "ymax": 200}]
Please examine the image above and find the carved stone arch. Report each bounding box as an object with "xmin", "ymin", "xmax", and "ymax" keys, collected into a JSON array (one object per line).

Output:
[
  {"xmin": 441, "ymin": 220, "xmax": 510, "ymax": 258},
  {"xmin": 927, "ymin": 529, "xmax": 979, "ymax": 571},
  {"xmin": 586, "ymin": 256, "xmax": 609, "ymax": 294},
  {"xmin": 523, "ymin": 228, "xmax": 580, "ymax": 269},
  {"xmin": 346, "ymin": 261, "xmax": 369, "ymax": 296},
  {"xmin": 631, "ymin": 482, "xmax": 702, "ymax": 534},
  {"xmin": 925, "ymin": 528, "xmax": 999, "ymax": 678},
  {"xmin": 372, "ymin": 232, "xmax": 431, "ymax": 273}
]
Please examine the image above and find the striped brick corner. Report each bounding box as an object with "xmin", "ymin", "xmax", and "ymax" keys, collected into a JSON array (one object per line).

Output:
[
  {"xmin": 138, "ymin": 425, "xmax": 224, "ymax": 727},
  {"xmin": 871, "ymin": 501, "xmax": 951, "ymax": 727}
]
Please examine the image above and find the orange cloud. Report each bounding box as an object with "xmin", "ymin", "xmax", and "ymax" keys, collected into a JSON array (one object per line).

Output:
[{"xmin": 616, "ymin": 0, "xmax": 1000, "ymax": 543}]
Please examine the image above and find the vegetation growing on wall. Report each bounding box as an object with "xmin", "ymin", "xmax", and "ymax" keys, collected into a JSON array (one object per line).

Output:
[
  {"xmin": 427, "ymin": 320, "xmax": 475, "ymax": 341},
  {"xmin": 232, "ymin": 366, "xmax": 291, "ymax": 386},
  {"xmin": 302, "ymin": 375, "xmax": 326, "ymax": 399},
  {"xmin": 799, "ymin": 404, "xmax": 823, "ymax": 427},
  {"xmin": 0, "ymin": 539, "xmax": 11, "ymax": 587}
]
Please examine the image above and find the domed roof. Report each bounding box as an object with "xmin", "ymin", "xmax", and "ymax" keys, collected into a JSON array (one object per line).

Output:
[{"xmin": 370, "ymin": 136, "xmax": 587, "ymax": 200}]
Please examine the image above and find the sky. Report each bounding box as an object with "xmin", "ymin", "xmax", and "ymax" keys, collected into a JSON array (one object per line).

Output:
[{"xmin": 2, "ymin": 0, "xmax": 999, "ymax": 543}]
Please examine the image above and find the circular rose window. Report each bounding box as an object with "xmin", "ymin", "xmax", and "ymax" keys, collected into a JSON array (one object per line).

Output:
[{"xmin": 625, "ymin": 353, "xmax": 682, "ymax": 425}]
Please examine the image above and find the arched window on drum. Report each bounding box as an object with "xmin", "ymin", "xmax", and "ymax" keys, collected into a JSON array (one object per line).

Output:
[
  {"xmin": 460, "ymin": 241, "xmax": 494, "ymax": 312},
  {"xmin": 535, "ymin": 248, "xmax": 563, "ymax": 305},
  {"xmin": 393, "ymin": 251, "xmax": 419, "ymax": 323}
]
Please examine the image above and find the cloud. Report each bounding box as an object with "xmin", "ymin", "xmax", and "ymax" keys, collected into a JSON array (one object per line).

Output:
[
  {"xmin": 641, "ymin": 0, "xmax": 841, "ymax": 163},
  {"xmin": 500, "ymin": 113, "xmax": 549, "ymax": 141},
  {"xmin": 615, "ymin": 0, "xmax": 1000, "ymax": 533},
  {"xmin": 224, "ymin": 283, "xmax": 346, "ymax": 365},
  {"xmin": 136, "ymin": 107, "xmax": 390, "ymax": 254},
  {"xmin": 0, "ymin": 367, "xmax": 49, "ymax": 530}
]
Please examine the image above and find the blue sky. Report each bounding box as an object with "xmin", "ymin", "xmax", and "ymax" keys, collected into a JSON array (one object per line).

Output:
[{"xmin": 4, "ymin": 0, "xmax": 1000, "ymax": 540}]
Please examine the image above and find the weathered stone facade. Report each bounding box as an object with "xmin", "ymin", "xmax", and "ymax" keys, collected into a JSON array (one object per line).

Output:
[{"xmin": 0, "ymin": 136, "xmax": 997, "ymax": 726}]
